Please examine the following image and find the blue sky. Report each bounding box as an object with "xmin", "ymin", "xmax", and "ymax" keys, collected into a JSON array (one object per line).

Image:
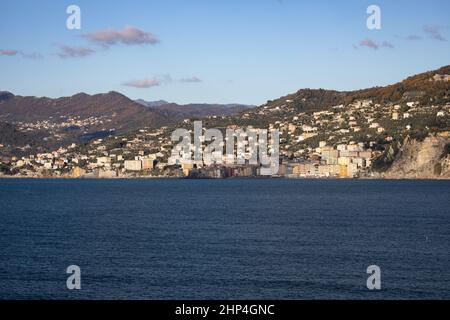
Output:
[{"xmin": 0, "ymin": 0, "xmax": 449, "ymax": 105}]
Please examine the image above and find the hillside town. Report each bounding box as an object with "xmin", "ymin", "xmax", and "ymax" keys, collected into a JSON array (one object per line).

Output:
[
  {"xmin": 0, "ymin": 134, "xmax": 375, "ymax": 179},
  {"xmin": 1, "ymin": 67, "xmax": 450, "ymax": 179},
  {"xmin": 1, "ymin": 92, "xmax": 449, "ymax": 179}
]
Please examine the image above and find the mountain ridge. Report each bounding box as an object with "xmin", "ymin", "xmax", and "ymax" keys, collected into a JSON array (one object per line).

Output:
[{"xmin": 135, "ymin": 100, "xmax": 254, "ymax": 119}]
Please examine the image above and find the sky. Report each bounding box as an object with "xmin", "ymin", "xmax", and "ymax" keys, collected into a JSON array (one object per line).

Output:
[{"xmin": 0, "ymin": 0, "xmax": 449, "ymax": 105}]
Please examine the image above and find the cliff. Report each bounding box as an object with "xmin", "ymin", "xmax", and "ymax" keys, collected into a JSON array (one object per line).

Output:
[{"xmin": 377, "ymin": 132, "xmax": 450, "ymax": 179}]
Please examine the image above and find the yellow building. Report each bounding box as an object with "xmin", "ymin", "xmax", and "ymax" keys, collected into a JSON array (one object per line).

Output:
[
  {"xmin": 142, "ymin": 158, "xmax": 154, "ymax": 170},
  {"xmin": 181, "ymin": 163, "xmax": 194, "ymax": 176},
  {"xmin": 339, "ymin": 165, "xmax": 348, "ymax": 178}
]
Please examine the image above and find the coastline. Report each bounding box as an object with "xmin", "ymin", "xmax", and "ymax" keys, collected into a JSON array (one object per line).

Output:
[{"xmin": 1, "ymin": 175, "xmax": 449, "ymax": 180}]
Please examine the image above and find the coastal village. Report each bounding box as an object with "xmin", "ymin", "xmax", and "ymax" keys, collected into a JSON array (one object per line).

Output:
[
  {"xmin": 0, "ymin": 134, "xmax": 375, "ymax": 179},
  {"xmin": 1, "ymin": 87, "xmax": 449, "ymax": 179}
]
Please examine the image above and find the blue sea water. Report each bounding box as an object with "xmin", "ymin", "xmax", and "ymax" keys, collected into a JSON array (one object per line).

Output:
[{"xmin": 0, "ymin": 178, "xmax": 449, "ymax": 299}]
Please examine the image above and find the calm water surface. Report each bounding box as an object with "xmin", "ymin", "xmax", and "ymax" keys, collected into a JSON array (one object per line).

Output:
[{"xmin": 0, "ymin": 179, "xmax": 449, "ymax": 299}]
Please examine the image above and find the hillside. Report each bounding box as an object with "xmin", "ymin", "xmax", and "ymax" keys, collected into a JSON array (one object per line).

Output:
[
  {"xmin": 136, "ymin": 100, "xmax": 254, "ymax": 119},
  {"xmin": 1, "ymin": 65, "xmax": 449, "ymax": 178},
  {"xmin": 196, "ymin": 65, "xmax": 449, "ymax": 131},
  {"xmin": 0, "ymin": 91, "xmax": 176, "ymax": 155},
  {"xmin": 265, "ymin": 65, "xmax": 450, "ymax": 111},
  {"xmin": 0, "ymin": 122, "xmax": 50, "ymax": 157},
  {"xmin": 0, "ymin": 91, "xmax": 254, "ymax": 155},
  {"xmin": 0, "ymin": 91, "xmax": 169, "ymax": 131},
  {"xmin": 160, "ymin": 65, "xmax": 450, "ymax": 175}
]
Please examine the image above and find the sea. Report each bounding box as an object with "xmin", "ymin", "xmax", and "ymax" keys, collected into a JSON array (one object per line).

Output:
[{"xmin": 0, "ymin": 178, "xmax": 449, "ymax": 299}]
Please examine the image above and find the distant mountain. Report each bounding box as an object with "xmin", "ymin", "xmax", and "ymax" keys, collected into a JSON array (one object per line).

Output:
[
  {"xmin": 135, "ymin": 99, "xmax": 169, "ymax": 107},
  {"xmin": 0, "ymin": 91, "xmax": 169, "ymax": 130},
  {"xmin": 0, "ymin": 91, "xmax": 173, "ymax": 153},
  {"xmin": 0, "ymin": 91, "xmax": 254, "ymax": 155},
  {"xmin": 135, "ymin": 99, "xmax": 254, "ymax": 119}
]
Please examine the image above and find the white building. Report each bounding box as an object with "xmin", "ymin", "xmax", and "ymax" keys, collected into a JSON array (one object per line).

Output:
[{"xmin": 124, "ymin": 160, "xmax": 142, "ymax": 171}]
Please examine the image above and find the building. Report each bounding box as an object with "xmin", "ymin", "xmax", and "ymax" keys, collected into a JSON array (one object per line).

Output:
[
  {"xmin": 142, "ymin": 158, "xmax": 154, "ymax": 170},
  {"xmin": 321, "ymin": 146, "xmax": 339, "ymax": 165},
  {"xmin": 97, "ymin": 157, "xmax": 111, "ymax": 165},
  {"xmin": 432, "ymin": 74, "xmax": 450, "ymax": 82},
  {"xmin": 318, "ymin": 164, "xmax": 340, "ymax": 177},
  {"xmin": 347, "ymin": 163, "xmax": 359, "ymax": 178},
  {"xmin": 181, "ymin": 163, "xmax": 194, "ymax": 176},
  {"xmin": 339, "ymin": 165, "xmax": 348, "ymax": 178},
  {"xmin": 124, "ymin": 160, "xmax": 142, "ymax": 171}
]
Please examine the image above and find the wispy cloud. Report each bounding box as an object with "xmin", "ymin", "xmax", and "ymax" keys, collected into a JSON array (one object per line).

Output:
[
  {"xmin": 359, "ymin": 38, "xmax": 378, "ymax": 50},
  {"xmin": 84, "ymin": 26, "xmax": 159, "ymax": 47},
  {"xmin": 0, "ymin": 49, "xmax": 19, "ymax": 56},
  {"xmin": 396, "ymin": 34, "xmax": 422, "ymax": 41},
  {"xmin": 359, "ymin": 38, "xmax": 394, "ymax": 50},
  {"xmin": 122, "ymin": 75, "xmax": 172, "ymax": 89},
  {"xmin": 0, "ymin": 49, "xmax": 42, "ymax": 59},
  {"xmin": 180, "ymin": 76, "xmax": 202, "ymax": 83},
  {"xmin": 122, "ymin": 78, "xmax": 161, "ymax": 88},
  {"xmin": 21, "ymin": 52, "xmax": 43, "ymax": 59},
  {"xmin": 57, "ymin": 45, "xmax": 95, "ymax": 58},
  {"xmin": 381, "ymin": 41, "xmax": 394, "ymax": 48},
  {"xmin": 423, "ymin": 25, "xmax": 446, "ymax": 41},
  {"xmin": 123, "ymin": 75, "xmax": 203, "ymax": 88}
]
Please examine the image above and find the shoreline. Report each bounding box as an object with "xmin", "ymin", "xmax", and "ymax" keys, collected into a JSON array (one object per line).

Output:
[{"xmin": 1, "ymin": 175, "xmax": 449, "ymax": 181}]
